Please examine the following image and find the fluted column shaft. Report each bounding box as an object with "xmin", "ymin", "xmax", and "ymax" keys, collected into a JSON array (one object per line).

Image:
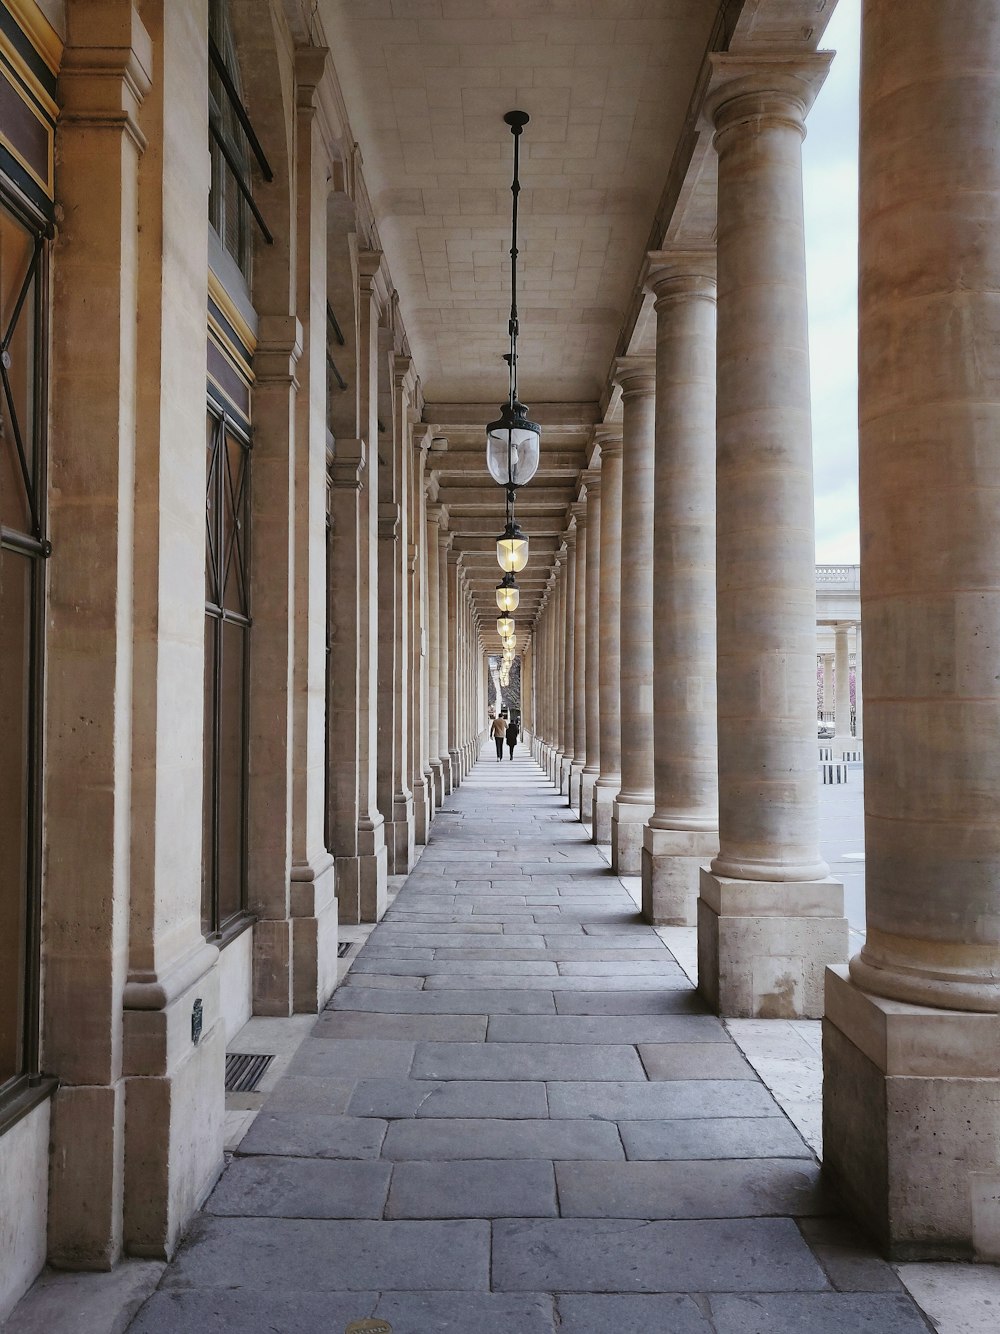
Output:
[
  {"xmin": 697, "ymin": 53, "xmax": 845, "ymax": 1019},
  {"xmin": 641, "ymin": 255, "xmax": 719, "ymax": 924},
  {"xmin": 612, "ymin": 361, "xmax": 656, "ymax": 873},
  {"xmin": 593, "ymin": 434, "xmax": 623, "ymax": 841}
]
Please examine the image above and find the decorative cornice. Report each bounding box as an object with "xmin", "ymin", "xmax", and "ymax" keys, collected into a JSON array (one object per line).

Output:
[{"xmin": 329, "ymin": 438, "xmax": 366, "ymax": 490}]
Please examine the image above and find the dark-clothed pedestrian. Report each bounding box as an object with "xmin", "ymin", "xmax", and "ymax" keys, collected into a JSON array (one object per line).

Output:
[
  {"xmin": 491, "ymin": 714, "xmax": 507, "ymax": 761},
  {"xmin": 506, "ymin": 717, "xmax": 519, "ymax": 760}
]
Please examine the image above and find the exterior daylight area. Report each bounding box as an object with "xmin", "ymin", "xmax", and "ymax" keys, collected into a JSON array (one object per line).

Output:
[{"xmin": 0, "ymin": 1, "xmax": 998, "ymax": 1331}]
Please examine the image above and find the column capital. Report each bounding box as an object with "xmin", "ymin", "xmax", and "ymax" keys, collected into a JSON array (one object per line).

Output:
[
  {"xmin": 581, "ymin": 467, "xmax": 603, "ymax": 496},
  {"xmin": 645, "ymin": 249, "xmax": 717, "ymax": 307},
  {"xmin": 593, "ymin": 424, "xmax": 623, "ymax": 461},
  {"xmin": 441, "ymin": 530, "xmax": 455, "ymax": 552},
  {"xmin": 563, "ymin": 526, "xmax": 578, "ymax": 551},
  {"xmin": 358, "ymin": 248, "xmax": 390, "ymax": 312},
  {"xmin": 447, "ymin": 547, "xmax": 462, "ymax": 567},
  {"xmin": 614, "ymin": 356, "xmax": 656, "ymax": 399},
  {"xmin": 329, "ymin": 438, "xmax": 366, "ymax": 490},
  {"xmin": 425, "ymin": 501, "xmax": 446, "ymax": 526},
  {"xmin": 413, "ymin": 424, "xmax": 434, "ymax": 454},
  {"xmin": 378, "ymin": 501, "xmax": 400, "ymax": 541},
  {"xmin": 570, "ymin": 499, "xmax": 588, "ymax": 527},
  {"xmin": 705, "ymin": 51, "xmax": 833, "ymax": 141}
]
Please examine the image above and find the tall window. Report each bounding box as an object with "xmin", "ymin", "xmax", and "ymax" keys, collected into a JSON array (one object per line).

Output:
[
  {"xmin": 203, "ymin": 410, "xmax": 251, "ymax": 937},
  {"xmin": 0, "ymin": 194, "xmax": 47, "ymax": 1097},
  {"xmin": 208, "ymin": 0, "xmax": 255, "ymax": 282}
]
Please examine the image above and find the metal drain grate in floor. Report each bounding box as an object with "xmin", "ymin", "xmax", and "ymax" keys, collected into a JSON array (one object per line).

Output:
[
  {"xmin": 224, "ymin": 1052, "xmax": 274, "ymax": 1093},
  {"xmin": 337, "ymin": 940, "xmax": 353, "ymax": 958}
]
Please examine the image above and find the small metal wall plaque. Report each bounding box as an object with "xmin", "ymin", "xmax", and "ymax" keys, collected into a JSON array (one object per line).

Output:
[
  {"xmin": 191, "ymin": 998, "xmax": 203, "ymax": 1045},
  {"xmin": 345, "ymin": 1321, "xmax": 392, "ymax": 1334}
]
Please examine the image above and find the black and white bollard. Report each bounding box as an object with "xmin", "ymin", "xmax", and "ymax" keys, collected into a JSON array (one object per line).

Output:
[{"xmin": 820, "ymin": 761, "xmax": 849, "ymax": 784}]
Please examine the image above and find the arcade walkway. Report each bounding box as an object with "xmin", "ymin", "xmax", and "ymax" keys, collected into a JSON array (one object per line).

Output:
[{"xmin": 125, "ymin": 751, "xmax": 928, "ymax": 1332}]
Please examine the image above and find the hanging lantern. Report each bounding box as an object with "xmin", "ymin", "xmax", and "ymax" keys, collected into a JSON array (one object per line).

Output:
[
  {"xmin": 486, "ymin": 401, "xmax": 540, "ymax": 488},
  {"xmin": 496, "ymin": 520, "xmax": 529, "ymax": 573},
  {"xmin": 495, "ymin": 573, "xmax": 520, "ymax": 613},
  {"xmin": 497, "ymin": 614, "xmax": 514, "ymax": 638}
]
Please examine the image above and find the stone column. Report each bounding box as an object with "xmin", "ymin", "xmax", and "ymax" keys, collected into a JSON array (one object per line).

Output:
[
  {"xmin": 353, "ymin": 251, "xmax": 388, "ymax": 921},
  {"xmin": 561, "ymin": 529, "xmax": 577, "ymax": 795},
  {"xmin": 852, "ymin": 623, "xmax": 863, "ymax": 744},
  {"xmin": 821, "ymin": 653, "xmax": 834, "ymax": 721},
  {"xmin": 580, "ymin": 467, "xmax": 602, "ymax": 821},
  {"xmin": 823, "ymin": 4, "xmax": 1000, "ymax": 1259},
  {"xmin": 612, "ymin": 360, "xmax": 656, "ymax": 874},
  {"xmin": 447, "ymin": 549, "xmax": 461, "ymax": 784},
  {"xmin": 425, "ymin": 499, "xmax": 444, "ymax": 805},
  {"xmin": 437, "ymin": 520, "xmax": 454, "ymax": 794},
  {"xmin": 833, "ymin": 622, "xmax": 853, "ymax": 753},
  {"xmin": 553, "ymin": 557, "xmax": 566, "ymax": 785},
  {"xmin": 410, "ymin": 431, "xmax": 432, "ymax": 841},
  {"xmin": 569, "ymin": 499, "xmax": 588, "ymax": 808},
  {"xmin": 697, "ymin": 53, "xmax": 846, "ymax": 1019},
  {"xmin": 593, "ymin": 431, "xmax": 624, "ymax": 842},
  {"xmin": 641, "ymin": 253, "xmax": 719, "ymax": 925}
]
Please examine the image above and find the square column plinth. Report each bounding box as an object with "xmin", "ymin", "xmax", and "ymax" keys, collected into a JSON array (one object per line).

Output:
[
  {"xmin": 592, "ymin": 783, "xmax": 616, "ymax": 844},
  {"xmin": 611, "ymin": 799, "xmax": 653, "ymax": 875},
  {"xmin": 641, "ymin": 826, "xmax": 718, "ymax": 926},
  {"xmin": 697, "ymin": 870, "xmax": 847, "ymax": 1018},
  {"xmin": 823, "ymin": 966, "xmax": 1000, "ymax": 1260}
]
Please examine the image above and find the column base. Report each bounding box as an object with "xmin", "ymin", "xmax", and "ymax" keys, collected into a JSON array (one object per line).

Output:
[
  {"xmin": 611, "ymin": 799, "xmax": 653, "ymax": 874},
  {"xmin": 569, "ymin": 762, "xmax": 584, "ymax": 811},
  {"xmin": 386, "ymin": 796, "xmax": 415, "ymax": 875},
  {"xmin": 697, "ymin": 868, "xmax": 847, "ymax": 1018},
  {"xmin": 358, "ymin": 818, "xmax": 388, "ymax": 923},
  {"xmin": 116, "ymin": 941, "xmax": 224, "ymax": 1262},
  {"xmin": 641, "ymin": 825, "xmax": 718, "ymax": 925},
  {"xmin": 823, "ymin": 965, "xmax": 1000, "ymax": 1260},
  {"xmin": 592, "ymin": 780, "xmax": 617, "ymax": 844},
  {"xmin": 559, "ymin": 755, "xmax": 573, "ymax": 796},
  {"xmin": 440, "ymin": 755, "xmax": 453, "ymax": 796},
  {"xmin": 413, "ymin": 775, "xmax": 432, "ymax": 845},
  {"xmin": 580, "ymin": 769, "xmax": 598, "ymax": 824},
  {"xmin": 448, "ymin": 749, "xmax": 461, "ymax": 790},
  {"xmin": 429, "ymin": 759, "xmax": 444, "ymax": 808},
  {"xmin": 254, "ymin": 854, "xmax": 339, "ymax": 1014}
]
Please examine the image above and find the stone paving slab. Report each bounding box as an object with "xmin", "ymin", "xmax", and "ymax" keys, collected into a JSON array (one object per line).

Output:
[
  {"xmin": 546, "ymin": 1080, "xmax": 784, "ymax": 1120},
  {"xmin": 555, "ymin": 1158, "xmax": 827, "ymax": 1218},
  {"xmin": 411, "ymin": 1040, "xmax": 647, "ymax": 1081},
  {"xmin": 313, "ymin": 1011, "xmax": 487, "ymax": 1042},
  {"xmin": 486, "ymin": 1014, "xmax": 727, "ymax": 1044},
  {"xmin": 492, "ymin": 1217, "xmax": 830, "ymax": 1292},
  {"xmin": 424, "ymin": 972, "xmax": 693, "ymax": 990},
  {"xmin": 709, "ymin": 1292, "xmax": 935, "ymax": 1332},
  {"xmin": 286, "ymin": 1037, "xmax": 416, "ymax": 1077},
  {"xmin": 619, "ymin": 1115, "xmax": 812, "ymax": 1160},
  {"xmin": 386, "ymin": 1160, "xmax": 558, "ymax": 1218},
  {"xmin": 381, "ymin": 1118, "xmax": 625, "ymax": 1162},
  {"xmin": 351, "ymin": 957, "xmax": 560, "ymax": 976},
  {"xmin": 235, "ymin": 1112, "xmax": 387, "ymax": 1160},
  {"xmin": 638, "ymin": 1041, "xmax": 758, "ymax": 1079},
  {"xmin": 555, "ymin": 1293, "xmax": 716, "ymax": 1332},
  {"xmin": 206, "ymin": 1157, "xmax": 391, "ymax": 1219},
  {"xmin": 347, "ymin": 1078, "xmax": 549, "ymax": 1120},
  {"xmin": 160, "ymin": 1217, "xmax": 491, "ymax": 1292},
  {"xmin": 552, "ymin": 990, "xmax": 711, "ymax": 1015},
  {"xmin": 330, "ymin": 986, "xmax": 557, "ymax": 1014}
]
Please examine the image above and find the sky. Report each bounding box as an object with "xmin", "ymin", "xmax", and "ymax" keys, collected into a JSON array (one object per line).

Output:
[{"xmin": 802, "ymin": 0, "xmax": 861, "ymax": 563}]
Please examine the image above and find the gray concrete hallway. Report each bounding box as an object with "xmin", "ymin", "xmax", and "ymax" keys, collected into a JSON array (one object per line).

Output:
[{"xmin": 127, "ymin": 748, "xmax": 930, "ymax": 1333}]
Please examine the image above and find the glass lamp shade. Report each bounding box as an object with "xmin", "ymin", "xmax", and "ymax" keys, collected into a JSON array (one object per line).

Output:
[
  {"xmin": 496, "ymin": 615, "xmax": 514, "ymax": 638},
  {"xmin": 504, "ymin": 633, "xmax": 517, "ymax": 650},
  {"xmin": 495, "ymin": 576, "xmax": 520, "ymax": 613},
  {"xmin": 496, "ymin": 521, "xmax": 529, "ymax": 573},
  {"xmin": 486, "ymin": 401, "xmax": 540, "ymax": 487}
]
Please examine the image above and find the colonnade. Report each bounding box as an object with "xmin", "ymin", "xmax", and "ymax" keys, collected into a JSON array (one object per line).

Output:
[{"xmin": 532, "ymin": 24, "xmax": 1000, "ymax": 1259}]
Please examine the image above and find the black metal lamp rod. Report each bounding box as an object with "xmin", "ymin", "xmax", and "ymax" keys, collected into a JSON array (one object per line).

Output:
[{"xmin": 504, "ymin": 110, "xmax": 529, "ymax": 407}]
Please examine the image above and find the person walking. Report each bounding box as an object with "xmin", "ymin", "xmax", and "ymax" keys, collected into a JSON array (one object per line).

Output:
[
  {"xmin": 491, "ymin": 713, "xmax": 507, "ymax": 762},
  {"xmin": 505, "ymin": 715, "xmax": 519, "ymax": 761}
]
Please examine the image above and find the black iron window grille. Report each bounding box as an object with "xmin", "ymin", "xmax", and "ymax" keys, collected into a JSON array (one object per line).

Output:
[
  {"xmin": 208, "ymin": 0, "xmax": 273, "ymax": 282},
  {"xmin": 0, "ymin": 187, "xmax": 49, "ymax": 1111},
  {"xmin": 203, "ymin": 408, "xmax": 252, "ymax": 938}
]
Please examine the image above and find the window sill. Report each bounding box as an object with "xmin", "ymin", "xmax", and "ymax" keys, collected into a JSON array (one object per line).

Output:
[{"xmin": 207, "ymin": 911, "xmax": 257, "ymax": 952}]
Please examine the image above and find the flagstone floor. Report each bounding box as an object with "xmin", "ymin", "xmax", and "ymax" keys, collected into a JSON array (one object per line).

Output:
[{"xmin": 126, "ymin": 748, "xmax": 931, "ymax": 1334}]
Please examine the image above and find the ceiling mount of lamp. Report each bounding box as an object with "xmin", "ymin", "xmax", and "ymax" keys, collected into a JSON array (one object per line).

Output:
[{"xmin": 490, "ymin": 109, "xmax": 539, "ymax": 627}]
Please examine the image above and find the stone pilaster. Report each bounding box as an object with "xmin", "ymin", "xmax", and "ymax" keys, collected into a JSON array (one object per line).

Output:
[
  {"xmin": 580, "ymin": 467, "xmax": 602, "ymax": 822},
  {"xmin": 697, "ymin": 52, "xmax": 846, "ymax": 1018},
  {"xmin": 45, "ymin": 2, "xmax": 153, "ymax": 1269},
  {"xmin": 593, "ymin": 431, "xmax": 623, "ymax": 842},
  {"xmin": 611, "ymin": 359, "xmax": 656, "ymax": 874},
  {"xmin": 823, "ymin": 3, "xmax": 1000, "ymax": 1258},
  {"xmin": 447, "ymin": 547, "xmax": 462, "ymax": 784},
  {"xmin": 641, "ymin": 253, "xmax": 719, "ymax": 925},
  {"xmin": 410, "ymin": 430, "xmax": 432, "ymax": 842}
]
